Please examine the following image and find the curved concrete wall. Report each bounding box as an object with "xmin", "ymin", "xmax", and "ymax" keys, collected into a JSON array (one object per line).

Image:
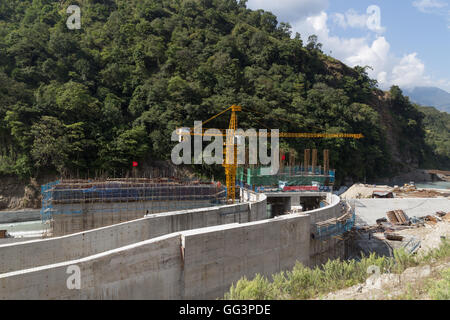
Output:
[
  {"xmin": 181, "ymin": 214, "xmax": 310, "ymax": 299},
  {"xmin": 0, "ymin": 210, "xmax": 41, "ymax": 224},
  {"xmin": 0, "ymin": 234, "xmax": 184, "ymax": 299},
  {"xmin": 0, "ymin": 191, "xmax": 345, "ymax": 300},
  {"xmin": 307, "ymin": 194, "xmax": 341, "ymax": 224},
  {"xmin": 0, "ymin": 213, "xmax": 310, "ymax": 300},
  {"xmin": 0, "ymin": 193, "xmax": 267, "ymax": 274}
]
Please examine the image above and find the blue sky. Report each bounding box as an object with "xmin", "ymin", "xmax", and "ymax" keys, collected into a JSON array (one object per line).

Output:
[{"xmin": 246, "ymin": 0, "xmax": 450, "ymax": 92}]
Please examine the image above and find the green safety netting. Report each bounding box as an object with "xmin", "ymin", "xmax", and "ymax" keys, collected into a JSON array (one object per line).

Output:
[{"xmin": 237, "ymin": 166, "xmax": 335, "ymax": 187}]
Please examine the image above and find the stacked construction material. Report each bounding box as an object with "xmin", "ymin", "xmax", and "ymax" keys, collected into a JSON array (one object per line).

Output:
[{"xmin": 386, "ymin": 210, "xmax": 409, "ymax": 225}]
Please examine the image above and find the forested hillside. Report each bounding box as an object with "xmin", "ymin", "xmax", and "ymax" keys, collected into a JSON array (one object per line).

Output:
[
  {"xmin": 418, "ymin": 106, "xmax": 450, "ymax": 168},
  {"xmin": 0, "ymin": 0, "xmax": 448, "ymax": 184}
]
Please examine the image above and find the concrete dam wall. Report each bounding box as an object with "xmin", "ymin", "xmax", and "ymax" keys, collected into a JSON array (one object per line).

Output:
[
  {"xmin": 0, "ymin": 193, "xmax": 267, "ymax": 274},
  {"xmin": 0, "ymin": 192, "xmax": 344, "ymax": 300},
  {"xmin": 50, "ymin": 200, "xmax": 215, "ymax": 236},
  {"xmin": 0, "ymin": 210, "xmax": 41, "ymax": 224}
]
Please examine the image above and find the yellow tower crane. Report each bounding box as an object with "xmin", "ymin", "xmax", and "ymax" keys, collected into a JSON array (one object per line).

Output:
[
  {"xmin": 178, "ymin": 105, "xmax": 364, "ymax": 203},
  {"xmin": 224, "ymin": 105, "xmax": 241, "ymax": 205}
]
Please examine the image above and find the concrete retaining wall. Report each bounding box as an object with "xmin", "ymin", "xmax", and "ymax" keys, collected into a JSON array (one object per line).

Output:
[
  {"xmin": 0, "ymin": 234, "xmax": 184, "ymax": 300},
  {"xmin": 0, "ymin": 193, "xmax": 267, "ymax": 274},
  {"xmin": 0, "ymin": 210, "xmax": 41, "ymax": 224},
  {"xmin": 308, "ymin": 194, "xmax": 341, "ymax": 224},
  {"xmin": 182, "ymin": 214, "xmax": 310, "ymax": 299},
  {"xmin": 0, "ymin": 213, "xmax": 309, "ymax": 300},
  {"xmin": 51, "ymin": 200, "xmax": 214, "ymax": 236},
  {"xmin": 0, "ymin": 191, "xmax": 347, "ymax": 300}
]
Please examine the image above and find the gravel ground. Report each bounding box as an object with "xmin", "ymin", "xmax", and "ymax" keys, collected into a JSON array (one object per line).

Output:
[
  {"xmin": 320, "ymin": 262, "xmax": 450, "ymax": 300},
  {"xmin": 320, "ymin": 221, "xmax": 450, "ymax": 300}
]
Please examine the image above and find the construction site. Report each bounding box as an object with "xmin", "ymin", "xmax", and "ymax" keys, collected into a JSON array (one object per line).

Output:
[
  {"xmin": 238, "ymin": 149, "xmax": 334, "ymax": 190},
  {"xmin": 0, "ymin": 159, "xmax": 359, "ymax": 299},
  {"xmin": 0, "ymin": 105, "xmax": 448, "ymax": 300}
]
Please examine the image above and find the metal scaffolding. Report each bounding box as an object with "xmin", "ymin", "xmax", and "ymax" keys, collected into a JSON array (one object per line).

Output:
[{"xmin": 40, "ymin": 178, "xmax": 226, "ymax": 236}]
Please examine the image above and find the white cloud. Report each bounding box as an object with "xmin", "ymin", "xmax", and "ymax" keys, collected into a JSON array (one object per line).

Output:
[
  {"xmin": 413, "ymin": 0, "xmax": 448, "ymax": 13},
  {"xmin": 413, "ymin": 0, "xmax": 450, "ymax": 29},
  {"xmin": 246, "ymin": 1, "xmax": 450, "ymax": 91},
  {"xmin": 333, "ymin": 13, "xmax": 346, "ymax": 28},
  {"xmin": 246, "ymin": 0, "xmax": 328, "ymax": 22},
  {"xmin": 291, "ymin": 12, "xmax": 450, "ymax": 90},
  {"xmin": 377, "ymin": 71, "xmax": 388, "ymax": 86},
  {"xmin": 345, "ymin": 37, "xmax": 391, "ymax": 71},
  {"xmin": 292, "ymin": 12, "xmax": 389, "ymax": 69},
  {"xmin": 391, "ymin": 53, "xmax": 426, "ymax": 88}
]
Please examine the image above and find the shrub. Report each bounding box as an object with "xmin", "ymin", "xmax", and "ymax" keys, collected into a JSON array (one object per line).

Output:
[
  {"xmin": 427, "ymin": 268, "xmax": 450, "ymax": 300},
  {"xmin": 224, "ymin": 274, "xmax": 274, "ymax": 300},
  {"xmin": 224, "ymin": 240, "xmax": 450, "ymax": 300}
]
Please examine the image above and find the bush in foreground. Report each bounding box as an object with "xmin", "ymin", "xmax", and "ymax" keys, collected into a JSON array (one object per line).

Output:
[{"xmin": 224, "ymin": 239, "xmax": 449, "ymax": 300}]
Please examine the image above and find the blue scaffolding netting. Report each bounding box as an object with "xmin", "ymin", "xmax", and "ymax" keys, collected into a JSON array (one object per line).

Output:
[
  {"xmin": 40, "ymin": 180, "xmax": 61, "ymax": 221},
  {"xmin": 40, "ymin": 180, "xmax": 224, "ymax": 221}
]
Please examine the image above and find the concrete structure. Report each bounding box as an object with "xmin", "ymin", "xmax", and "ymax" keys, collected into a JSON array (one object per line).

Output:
[
  {"xmin": 42, "ymin": 179, "xmax": 225, "ymax": 236},
  {"xmin": 50, "ymin": 199, "xmax": 216, "ymax": 236},
  {"xmin": 0, "ymin": 190, "xmax": 345, "ymax": 300},
  {"xmin": 0, "ymin": 210, "xmax": 41, "ymax": 224},
  {"xmin": 0, "ymin": 220, "xmax": 47, "ymax": 239},
  {"xmin": 0, "ymin": 192, "xmax": 266, "ymax": 274},
  {"xmin": 354, "ymin": 198, "xmax": 450, "ymax": 226},
  {"xmin": 264, "ymin": 191, "xmax": 328, "ymax": 216},
  {"xmin": 0, "ymin": 214, "xmax": 310, "ymax": 300}
]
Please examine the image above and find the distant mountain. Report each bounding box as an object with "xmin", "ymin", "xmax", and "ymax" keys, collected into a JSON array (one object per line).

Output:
[{"xmin": 404, "ymin": 87, "xmax": 450, "ymax": 113}]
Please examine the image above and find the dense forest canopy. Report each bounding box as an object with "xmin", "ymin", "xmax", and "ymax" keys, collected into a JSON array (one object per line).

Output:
[
  {"xmin": 0, "ymin": 0, "xmax": 448, "ymax": 184},
  {"xmin": 417, "ymin": 105, "xmax": 450, "ymax": 164}
]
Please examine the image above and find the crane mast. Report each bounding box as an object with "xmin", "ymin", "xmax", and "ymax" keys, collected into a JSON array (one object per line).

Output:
[{"xmin": 223, "ymin": 105, "xmax": 241, "ymax": 203}]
